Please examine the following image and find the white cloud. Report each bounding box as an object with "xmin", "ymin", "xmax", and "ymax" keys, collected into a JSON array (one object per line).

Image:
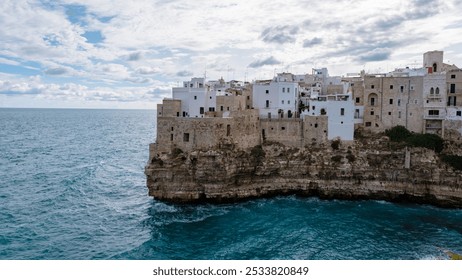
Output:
[{"xmin": 1, "ymin": 0, "xmax": 462, "ymax": 108}]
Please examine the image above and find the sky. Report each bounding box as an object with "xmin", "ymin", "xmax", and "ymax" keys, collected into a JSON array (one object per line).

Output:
[{"xmin": 1, "ymin": 0, "xmax": 462, "ymax": 109}]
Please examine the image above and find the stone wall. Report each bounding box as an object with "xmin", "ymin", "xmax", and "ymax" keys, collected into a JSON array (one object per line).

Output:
[{"xmin": 155, "ymin": 109, "xmax": 261, "ymax": 153}]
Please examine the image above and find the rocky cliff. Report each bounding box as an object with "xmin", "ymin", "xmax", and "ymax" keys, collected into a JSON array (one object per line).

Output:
[{"xmin": 145, "ymin": 136, "xmax": 462, "ymax": 208}]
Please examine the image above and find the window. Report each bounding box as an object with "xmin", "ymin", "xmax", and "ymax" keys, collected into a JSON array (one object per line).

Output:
[
  {"xmin": 281, "ymin": 127, "xmax": 286, "ymax": 130},
  {"xmin": 355, "ymin": 97, "xmax": 360, "ymax": 103},
  {"xmin": 398, "ymin": 111, "xmax": 401, "ymax": 118},
  {"xmin": 388, "ymin": 112, "xmax": 391, "ymax": 115},
  {"xmin": 226, "ymin": 125, "xmax": 231, "ymax": 136},
  {"xmin": 433, "ymin": 63, "xmax": 437, "ymax": 72},
  {"xmin": 200, "ymin": 107, "xmax": 204, "ymax": 114},
  {"xmin": 170, "ymin": 134, "xmax": 173, "ymax": 141},
  {"xmin": 398, "ymin": 99, "xmax": 401, "ymax": 106},
  {"xmin": 282, "ymin": 100, "xmax": 284, "ymax": 104},
  {"xmin": 457, "ymin": 111, "xmax": 461, "ymax": 116},
  {"xmin": 171, "ymin": 127, "xmax": 174, "ymax": 131},
  {"xmin": 314, "ymin": 123, "xmax": 318, "ymax": 128},
  {"xmin": 429, "ymin": 110, "xmax": 439, "ymax": 116},
  {"xmin": 340, "ymin": 108, "xmax": 345, "ymax": 116},
  {"xmin": 389, "ymin": 99, "xmax": 393, "ymax": 105},
  {"xmin": 370, "ymin": 111, "xmax": 374, "ymax": 115},
  {"xmin": 183, "ymin": 133, "xmax": 190, "ymax": 142},
  {"xmin": 194, "ymin": 96, "xmax": 197, "ymax": 100},
  {"xmin": 436, "ymin": 87, "xmax": 440, "ymax": 95},
  {"xmin": 400, "ymin": 86, "xmax": 404, "ymax": 93},
  {"xmin": 288, "ymin": 100, "xmax": 290, "ymax": 104},
  {"xmin": 282, "ymin": 88, "xmax": 285, "ymax": 93},
  {"xmin": 430, "ymin": 87, "xmax": 434, "ymax": 95},
  {"xmin": 265, "ymin": 90, "xmax": 269, "ymax": 94},
  {"xmin": 451, "ymin": 74, "xmax": 456, "ymax": 79},
  {"xmin": 247, "ymin": 96, "xmax": 250, "ymax": 100},
  {"xmin": 365, "ymin": 122, "xmax": 371, "ymax": 127},
  {"xmin": 210, "ymin": 96, "xmax": 212, "ymax": 99},
  {"xmin": 351, "ymin": 83, "xmax": 354, "ymax": 86},
  {"xmin": 265, "ymin": 100, "xmax": 269, "ymax": 108},
  {"xmin": 287, "ymin": 88, "xmax": 290, "ymax": 93},
  {"xmin": 450, "ymin": 84, "xmax": 456, "ymax": 93},
  {"xmin": 370, "ymin": 97, "xmax": 375, "ymax": 106},
  {"xmin": 227, "ymin": 107, "xmax": 229, "ymax": 111},
  {"xmin": 355, "ymin": 109, "xmax": 360, "ymax": 118},
  {"xmin": 220, "ymin": 106, "xmax": 224, "ymax": 111},
  {"xmin": 320, "ymin": 108, "xmax": 326, "ymax": 115},
  {"xmin": 448, "ymin": 96, "xmax": 457, "ymax": 106},
  {"xmin": 176, "ymin": 112, "xmax": 180, "ymax": 117},
  {"xmin": 209, "ymin": 107, "xmax": 215, "ymax": 112},
  {"xmin": 390, "ymin": 85, "xmax": 394, "ymax": 89},
  {"xmin": 371, "ymin": 85, "xmax": 375, "ymax": 89}
]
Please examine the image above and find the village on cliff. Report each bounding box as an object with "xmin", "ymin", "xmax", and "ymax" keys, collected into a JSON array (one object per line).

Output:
[{"xmin": 154, "ymin": 51, "xmax": 462, "ymax": 153}]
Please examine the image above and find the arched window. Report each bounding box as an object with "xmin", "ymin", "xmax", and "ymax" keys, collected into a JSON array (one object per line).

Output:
[
  {"xmin": 433, "ymin": 63, "xmax": 437, "ymax": 72},
  {"xmin": 436, "ymin": 87, "xmax": 440, "ymax": 94},
  {"xmin": 430, "ymin": 87, "xmax": 434, "ymax": 95},
  {"xmin": 368, "ymin": 93, "xmax": 378, "ymax": 106}
]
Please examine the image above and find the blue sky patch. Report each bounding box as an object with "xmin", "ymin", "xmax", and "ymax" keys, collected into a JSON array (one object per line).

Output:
[{"xmin": 83, "ymin": 31, "xmax": 104, "ymax": 44}]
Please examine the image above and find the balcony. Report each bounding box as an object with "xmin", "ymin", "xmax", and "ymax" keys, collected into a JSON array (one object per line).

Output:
[{"xmin": 424, "ymin": 114, "xmax": 445, "ymax": 120}]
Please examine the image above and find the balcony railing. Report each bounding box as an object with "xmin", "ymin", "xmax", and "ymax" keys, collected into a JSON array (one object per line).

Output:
[{"xmin": 424, "ymin": 114, "xmax": 445, "ymax": 120}]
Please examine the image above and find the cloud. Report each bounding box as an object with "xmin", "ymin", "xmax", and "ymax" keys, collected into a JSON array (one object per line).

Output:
[
  {"xmin": 261, "ymin": 25, "xmax": 299, "ymax": 44},
  {"xmin": 127, "ymin": 52, "xmax": 142, "ymax": 61},
  {"xmin": 357, "ymin": 48, "xmax": 392, "ymax": 63},
  {"xmin": 44, "ymin": 67, "xmax": 68, "ymax": 75},
  {"xmin": 176, "ymin": 70, "xmax": 193, "ymax": 77},
  {"xmin": 136, "ymin": 66, "xmax": 161, "ymax": 75},
  {"xmin": 303, "ymin": 37, "xmax": 323, "ymax": 48},
  {"xmin": 248, "ymin": 56, "xmax": 281, "ymax": 68}
]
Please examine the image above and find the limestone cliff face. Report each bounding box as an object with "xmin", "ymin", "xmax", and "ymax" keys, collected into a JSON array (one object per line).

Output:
[{"xmin": 145, "ymin": 137, "xmax": 462, "ymax": 208}]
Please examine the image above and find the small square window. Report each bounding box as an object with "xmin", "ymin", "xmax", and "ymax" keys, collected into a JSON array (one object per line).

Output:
[
  {"xmin": 371, "ymin": 85, "xmax": 375, "ymax": 89},
  {"xmin": 457, "ymin": 111, "xmax": 461, "ymax": 116},
  {"xmin": 365, "ymin": 122, "xmax": 371, "ymax": 127},
  {"xmin": 265, "ymin": 90, "xmax": 269, "ymax": 94},
  {"xmin": 355, "ymin": 97, "xmax": 360, "ymax": 103},
  {"xmin": 183, "ymin": 133, "xmax": 190, "ymax": 142},
  {"xmin": 451, "ymin": 74, "xmax": 456, "ymax": 79},
  {"xmin": 388, "ymin": 112, "xmax": 391, "ymax": 115},
  {"xmin": 370, "ymin": 111, "xmax": 374, "ymax": 115},
  {"xmin": 390, "ymin": 85, "xmax": 393, "ymax": 89}
]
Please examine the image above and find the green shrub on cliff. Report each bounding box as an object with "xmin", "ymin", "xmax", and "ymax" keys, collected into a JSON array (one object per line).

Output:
[
  {"xmin": 385, "ymin": 126, "xmax": 444, "ymax": 153},
  {"xmin": 250, "ymin": 145, "xmax": 265, "ymax": 159},
  {"xmin": 385, "ymin": 125, "xmax": 412, "ymax": 142},
  {"xmin": 441, "ymin": 155, "xmax": 462, "ymax": 171},
  {"xmin": 406, "ymin": 133, "xmax": 444, "ymax": 153}
]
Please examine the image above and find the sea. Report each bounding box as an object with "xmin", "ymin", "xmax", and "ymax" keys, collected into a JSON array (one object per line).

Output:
[{"xmin": 1, "ymin": 108, "xmax": 462, "ymax": 260}]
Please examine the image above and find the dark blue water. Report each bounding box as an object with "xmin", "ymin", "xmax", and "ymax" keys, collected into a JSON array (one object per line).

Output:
[{"xmin": 1, "ymin": 108, "xmax": 461, "ymax": 260}]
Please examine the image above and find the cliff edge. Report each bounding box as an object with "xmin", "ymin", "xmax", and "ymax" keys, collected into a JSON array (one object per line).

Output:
[{"xmin": 145, "ymin": 136, "xmax": 462, "ymax": 208}]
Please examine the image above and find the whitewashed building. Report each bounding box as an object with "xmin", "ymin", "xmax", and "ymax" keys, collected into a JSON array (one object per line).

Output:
[
  {"xmin": 301, "ymin": 93, "xmax": 355, "ymax": 140},
  {"xmin": 252, "ymin": 74, "xmax": 300, "ymax": 119}
]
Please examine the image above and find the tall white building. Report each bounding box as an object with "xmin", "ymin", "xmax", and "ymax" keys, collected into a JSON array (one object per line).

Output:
[{"xmin": 252, "ymin": 74, "xmax": 299, "ymax": 119}]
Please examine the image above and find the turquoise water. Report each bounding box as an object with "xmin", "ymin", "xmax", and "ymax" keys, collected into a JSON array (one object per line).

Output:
[{"xmin": 1, "ymin": 108, "xmax": 461, "ymax": 260}]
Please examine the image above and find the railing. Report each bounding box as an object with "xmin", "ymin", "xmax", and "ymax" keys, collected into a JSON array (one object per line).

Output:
[{"xmin": 424, "ymin": 115, "xmax": 445, "ymax": 119}]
